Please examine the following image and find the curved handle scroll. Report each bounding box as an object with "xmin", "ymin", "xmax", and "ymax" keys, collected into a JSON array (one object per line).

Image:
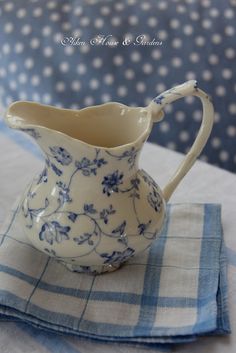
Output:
[{"xmin": 148, "ymin": 80, "xmax": 214, "ymax": 202}]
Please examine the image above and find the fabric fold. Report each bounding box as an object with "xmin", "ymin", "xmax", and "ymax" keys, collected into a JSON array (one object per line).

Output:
[{"xmin": 0, "ymin": 203, "xmax": 230, "ymax": 347}]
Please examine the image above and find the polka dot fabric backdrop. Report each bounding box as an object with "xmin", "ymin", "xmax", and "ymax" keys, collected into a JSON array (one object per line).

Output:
[{"xmin": 0, "ymin": 0, "xmax": 235, "ymax": 171}]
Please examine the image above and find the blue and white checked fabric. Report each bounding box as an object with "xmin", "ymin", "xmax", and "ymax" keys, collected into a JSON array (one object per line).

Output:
[{"xmin": 0, "ymin": 202, "xmax": 230, "ymax": 348}]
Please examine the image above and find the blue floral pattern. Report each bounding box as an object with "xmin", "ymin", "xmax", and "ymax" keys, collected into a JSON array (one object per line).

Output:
[
  {"xmin": 100, "ymin": 205, "xmax": 116, "ymax": 224},
  {"xmin": 73, "ymin": 232, "xmax": 96, "ymax": 246},
  {"xmin": 67, "ymin": 212, "xmax": 79, "ymax": 223},
  {"xmin": 100, "ymin": 247, "xmax": 135, "ymax": 265},
  {"xmin": 84, "ymin": 203, "xmax": 97, "ymax": 214},
  {"xmin": 22, "ymin": 193, "xmax": 49, "ymax": 229},
  {"xmin": 141, "ymin": 171, "xmax": 163, "ymax": 213},
  {"xmin": 39, "ymin": 221, "xmax": 70, "ymax": 245},
  {"xmin": 138, "ymin": 220, "xmax": 152, "ymax": 235},
  {"xmin": 105, "ymin": 146, "xmax": 140, "ymax": 169},
  {"xmin": 102, "ymin": 170, "xmax": 124, "ymax": 196},
  {"xmin": 56, "ymin": 181, "xmax": 72, "ymax": 204},
  {"xmin": 37, "ymin": 167, "xmax": 48, "ymax": 184},
  {"xmin": 112, "ymin": 221, "xmax": 126, "ymax": 236},
  {"xmin": 21, "ymin": 144, "xmax": 164, "ymax": 273},
  {"xmin": 51, "ymin": 163, "xmax": 62, "ymax": 176},
  {"xmin": 153, "ymin": 95, "xmax": 165, "ymax": 105},
  {"xmin": 19, "ymin": 128, "xmax": 41, "ymax": 139},
  {"xmin": 49, "ymin": 146, "xmax": 72, "ymax": 165},
  {"xmin": 148, "ymin": 188, "xmax": 162, "ymax": 213},
  {"xmin": 74, "ymin": 150, "xmax": 107, "ymax": 176},
  {"xmin": 153, "ymin": 86, "xmax": 183, "ymax": 105}
]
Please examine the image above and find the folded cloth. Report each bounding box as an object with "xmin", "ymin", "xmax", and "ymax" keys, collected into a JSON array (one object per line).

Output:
[{"xmin": 0, "ymin": 203, "xmax": 230, "ymax": 348}]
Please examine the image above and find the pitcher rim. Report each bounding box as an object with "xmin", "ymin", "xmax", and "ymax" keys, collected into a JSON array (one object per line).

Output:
[{"xmin": 5, "ymin": 100, "xmax": 153, "ymax": 151}]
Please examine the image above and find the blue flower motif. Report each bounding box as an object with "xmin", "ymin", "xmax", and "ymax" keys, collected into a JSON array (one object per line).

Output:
[
  {"xmin": 75, "ymin": 157, "xmax": 90, "ymax": 168},
  {"xmin": 73, "ymin": 231, "xmax": 96, "ymax": 246},
  {"xmin": 23, "ymin": 197, "xmax": 49, "ymax": 229},
  {"xmin": 37, "ymin": 167, "xmax": 48, "ymax": 184},
  {"xmin": 68, "ymin": 212, "xmax": 79, "ymax": 222},
  {"xmin": 93, "ymin": 157, "xmax": 107, "ymax": 168},
  {"xmin": 51, "ymin": 163, "xmax": 62, "ymax": 176},
  {"xmin": 112, "ymin": 220, "xmax": 126, "ymax": 235},
  {"xmin": 84, "ymin": 203, "xmax": 97, "ymax": 214},
  {"xmin": 142, "ymin": 172, "xmax": 157, "ymax": 188},
  {"xmin": 106, "ymin": 147, "xmax": 139, "ymax": 169},
  {"xmin": 130, "ymin": 177, "xmax": 140, "ymax": 190},
  {"xmin": 39, "ymin": 221, "xmax": 70, "ymax": 245},
  {"xmin": 153, "ymin": 94, "xmax": 165, "ymax": 105},
  {"xmin": 148, "ymin": 188, "xmax": 162, "ymax": 213},
  {"xmin": 138, "ymin": 220, "xmax": 152, "ymax": 235},
  {"xmin": 20, "ymin": 128, "xmax": 41, "ymax": 139},
  {"xmin": 102, "ymin": 170, "xmax": 123, "ymax": 196},
  {"xmin": 75, "ymin": 155, "xmax": 107, "ymax": 176},
  {"xmin": 56, "ymin": 181, "xmax": 72, "ymax": 203},
  {"xmin": 123, "ymin": 147, "xmax": 139, "ymax": 168},
  {"xmin": 75, "ymin": 265, "xmax": 97, "ymax": 274},
  {"xmin": 50, "ymin": 146, "xmax": 72, "ymax": 165},
  {"xmin": 100, "ymin": 205, "xmax": 116, "ymax": 224},
  {"xmin": 100, "ymin": 247, "xmax": 135, "ymax": 265},
  {"xmin": 68, "ymin": 264, "xmax": 98, "ymax": 274}
]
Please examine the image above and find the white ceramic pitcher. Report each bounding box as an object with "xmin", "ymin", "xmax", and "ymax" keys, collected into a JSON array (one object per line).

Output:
[{"xmin": 5, "ymin": 80, "xmax": 214, "ymax": 274}]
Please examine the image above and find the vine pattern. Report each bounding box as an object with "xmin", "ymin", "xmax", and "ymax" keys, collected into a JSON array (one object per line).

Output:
[
  {"xmin": 105, "ymin": 146, "xmax": 140, "ymax": 169},
  {"xmin": 22, "ymin": 145, "xmax": 163, "ymax": 272}
]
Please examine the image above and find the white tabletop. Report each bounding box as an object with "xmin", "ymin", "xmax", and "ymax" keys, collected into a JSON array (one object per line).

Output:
[{"xmin": 0, "ymin": 132, "xmax": 235, "ymax": 353}]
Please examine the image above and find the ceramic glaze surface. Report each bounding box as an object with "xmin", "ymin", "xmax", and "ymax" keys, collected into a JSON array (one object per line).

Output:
[{"xmin": 5, "ymin": 80, "xmax": 214, "ymax": 274}]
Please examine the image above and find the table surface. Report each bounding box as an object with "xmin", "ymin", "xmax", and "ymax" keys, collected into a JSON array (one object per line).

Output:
[{"xmin": 0, "ymin": 129, "xmax": 235, "ymax": 353}]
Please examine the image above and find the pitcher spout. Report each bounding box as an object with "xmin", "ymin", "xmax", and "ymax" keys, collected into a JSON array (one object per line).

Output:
[
  {"xmin": 5, "ymin": 101, "xmax": 33, "ymax": 129},
  {"xmin": 4, "ymin": 101, "xmax": 46, "ymax": 141}
]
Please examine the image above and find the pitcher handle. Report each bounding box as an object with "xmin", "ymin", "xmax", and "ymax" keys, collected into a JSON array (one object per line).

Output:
[{"xmin": 148, "ymin": 80, "xmax": 214, "ymax": 202}]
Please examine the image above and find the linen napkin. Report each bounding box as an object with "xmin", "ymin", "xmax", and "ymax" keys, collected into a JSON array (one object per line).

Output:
[{"xmin": 0, "ymin": 203, "xmax": 230, "ymax": 348}]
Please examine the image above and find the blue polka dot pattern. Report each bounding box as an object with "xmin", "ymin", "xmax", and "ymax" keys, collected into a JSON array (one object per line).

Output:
[{"xmin": 0, "ymin": 0, "xmax": 235, "ymax": 171}]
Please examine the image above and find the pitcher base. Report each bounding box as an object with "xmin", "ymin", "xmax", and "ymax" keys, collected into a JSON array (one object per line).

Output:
[{"xmin": 58, "ymin": 260, "xmax": 121, "ymax": 274}]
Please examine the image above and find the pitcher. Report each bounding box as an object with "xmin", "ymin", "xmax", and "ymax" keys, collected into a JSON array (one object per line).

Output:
[{"xmin": 4, "ymin": 80, "xmax": 214, "ymax": 274}]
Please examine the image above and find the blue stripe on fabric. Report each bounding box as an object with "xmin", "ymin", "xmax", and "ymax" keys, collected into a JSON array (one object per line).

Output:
[
  {"xmin": 16, "ymin": 322, "xmax": 83, "ymax": 353},
  {"xmin": 0, "ymin": 290, "xmax": 133, "ymax": 336},
  {"xmin": 0, "ymin": 290, "xmax": 28, "ymax": 313},
  {"xmin": 0, "ymin": 119, "xmax": 42, "ymax": 160},
  {"xmin": 215, "ymin": 239, "xmax": 231, "ymax": 333},
  {"xmin": 0, "ymin": 264, "xmax": 38, "ymax": 286},
  {"xmin": 193, "ymin": 204, "xmax": 222, "ymax": 334},
  {"xmin": 0, "ymin": 288, "xmax": 229, "ymax": 340},
  {"xmin": 1, "ymin": 263, "xmax": 216, "ymax": 307},
  {"xmin": 0, "ymin": 290, "xmax": 81, "ymax": 330},
  {"xmin": 202, "ymin": 203, "xmax": 222, "ymax": 239},
  {"xmin": 132, "ymin": 205, "xmax": 170, "ymax": 336},
  {"xmin": 68, "ymin": 317, "xmax": 217, "ymax": 339}
]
